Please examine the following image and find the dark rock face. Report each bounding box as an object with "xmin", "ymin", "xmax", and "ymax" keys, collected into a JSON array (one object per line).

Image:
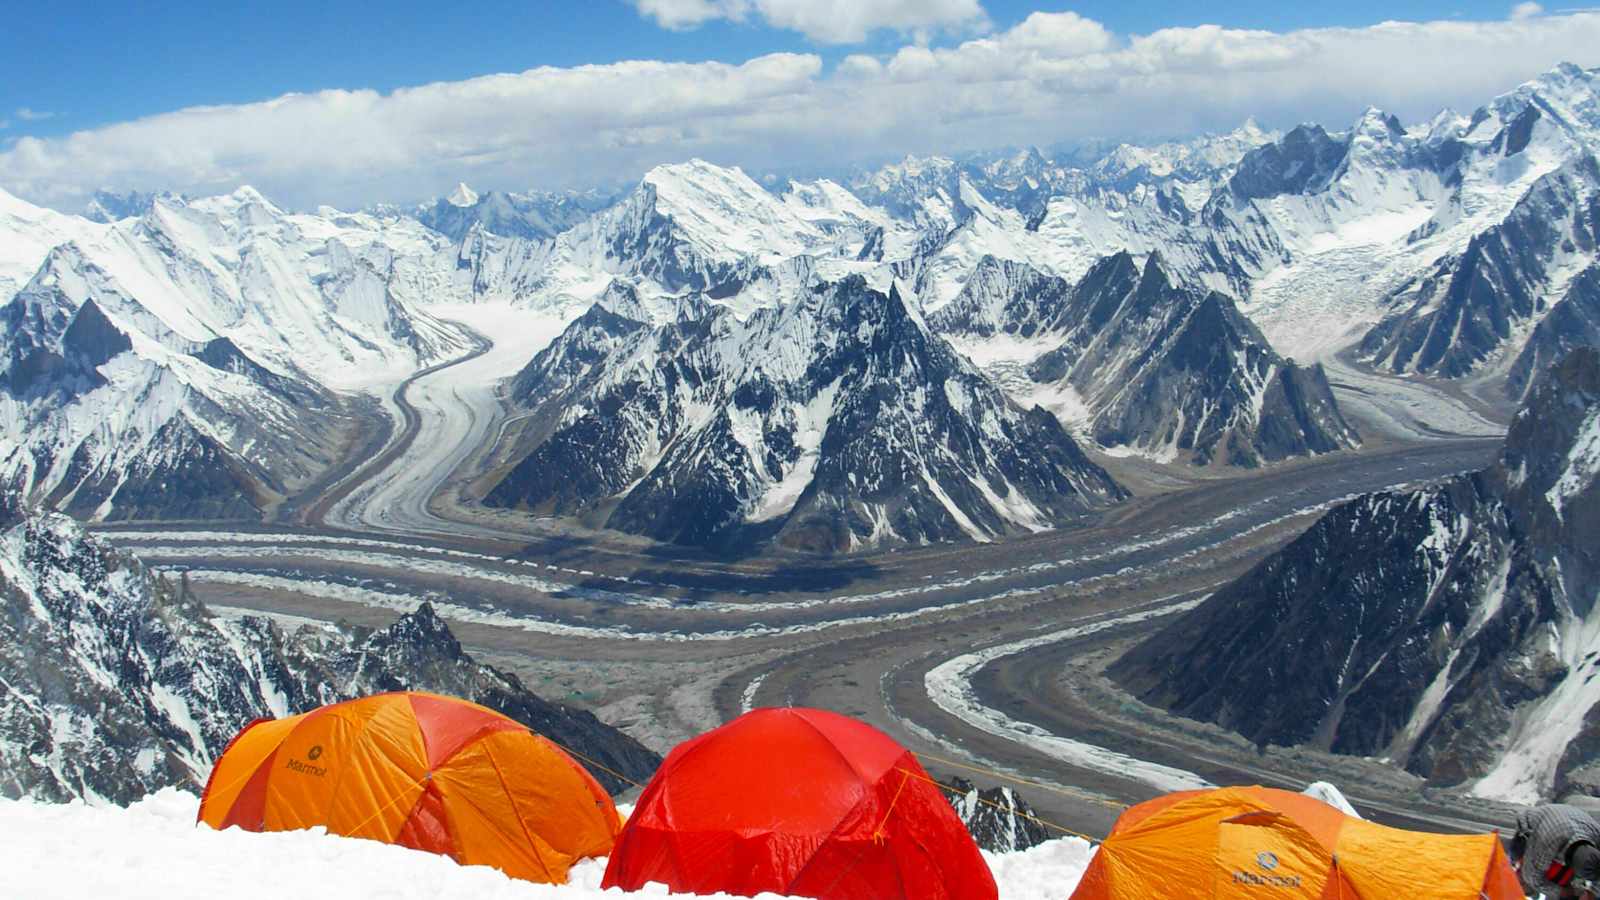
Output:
[
  {"xmin": 488, "ymin": 276, "xmax": 1125, "ymax": 552},
  {"xmin": 942, "ymin": 776, "xmax": 1052, "ymax": 853},
  {"xmin": 1, "ymin": 298, "xmax": 124, "ymax": 397},
  {"xmin": 1113, "ymin": 349, "xmax": 1600, "ymax": 800},
  {"xmin": 582, "ymin": 183, "xmax": 749, "ymax": 293},
  {"xmin": 1226, "ymin": 125, "xmax": 1350, "ymax": 200},
  {"xmin": 191, "ymin": 337, "xmax": 325, "ymax": 410},
  {"xmin": 1508, "ymin": 265, "xmax": 1600, "ymax": 400},
  {"xmin": 0, "ymin": 510, "xmax": 659, "ymax": 803},
  {"xmin": 1363, "ymin": 155, "xmax": 1600, "ymax": 380},
  {"xmin": 45, "ymin": 416, "xmax": 265, "ymax": 522},
  {"xmin": 935, "ymin": 253, "xmax": 1359, "ymax": 466}
]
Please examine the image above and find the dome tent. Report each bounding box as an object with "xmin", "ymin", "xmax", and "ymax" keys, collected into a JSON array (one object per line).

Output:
[
  {"xmin": 602, "ymin": 707, "xmax": 997, "ymax": 899},
  {"xmin": 1070, "ymin": 785, "xmax": 1523, "ymax": 899},
  {"xmin": 198, "ymin": 691, "xmax": 619, "ymax": 884}
]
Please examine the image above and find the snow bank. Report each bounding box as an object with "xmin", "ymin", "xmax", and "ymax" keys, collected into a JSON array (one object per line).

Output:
[
  {"xmin": 1302, "ymin": 782, "xmax": 1362, "ymax": 818},
  {"xmin": 0, "ymin": 790, "xmax": 1094, "ymax": 899}
]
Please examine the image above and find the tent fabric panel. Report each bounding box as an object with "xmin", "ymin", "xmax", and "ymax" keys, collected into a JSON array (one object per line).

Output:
[
  {"xmin": 322, "ymin": 697, "xmax": 430, "ymax": 842},
  {"xmin": 657, "ymin": 719, "xmax": 863, "ymax": 835},
  {"xmin": 407, "ymin": 692, "xmax": 520, "ymax": 770},
  {"xmin": 217, "ymin": 744, "xmax": 280, "ymax": 832},
  {"xmin": 433, "ymin": 738, "xmax": 563, "ymax": 884},
  {"xmin": 1212, "ymin": 812, "xmax": 1333, "ymax": 899},
  {"xmin": 790, "ymin": 758, "xmax": 996, "ymax": 900},
  {"xmin": 261, "ymin": 698, "xmax": 383, "ymax": 831},
  {"xmin": 784, "ymin": 707, "xmax": 908, "ymax": 785},
  {"xmin": 528, "ymin": 733, "xmax": 617, "ymax": 828},
  {"xmin": 1232, "ymin": 788, "xmax": 1349, "ymax": 851},
  {"xmin": 892, "ymin": 759, "xmax": 999, "ymax": 900},
  {"xmin": 394, "ymin": 780, "xmax": 457, "ymax": 859},
  {"xmin": 478, "ymin": 730, "xmax": 618, "ymax": 863},
  {"xmin": 1080, "ymin": 791, "xmax": 1239, "ymax": 897},
  {"xmin": 198, "ymin": 715, "xmax": 302, "ymax": 829},
  {"xmin": 1333, "ymin": 817, "xmax": 1505, "ymax": 899},
  {"xmin": 603, "ymin": 709, "xmax": 993, "ymax": 900},
  {"xmin": 1481, "ymin": 838, "xmax": 1526, "ymax": 900},
  {"xmin": 786, "ymin": 769, "xmax": 884, "ymax": 898}
]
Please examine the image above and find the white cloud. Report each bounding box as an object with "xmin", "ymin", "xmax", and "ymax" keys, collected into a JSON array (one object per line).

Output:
[
  {"xmin": 753, "ymin": 0, "xmax": 988, "ymax": 44},
  {"xmin": 3, "ymin": 12, "xmax": 1599, "ymax": 210},
  {"xmin": 629, "ymin": 0, "xmax": 987, "ymax": 43},
  {"xmin": 1511, "ymin": 2, "xmax": 1545, "ymax": 20},
  {"xmin": 632, "ymin": 0, "xmax": 749, "ymax": 31},
  {"xmin": 14, "ymin": 108, "xmax": 55, "ymax": 122}
]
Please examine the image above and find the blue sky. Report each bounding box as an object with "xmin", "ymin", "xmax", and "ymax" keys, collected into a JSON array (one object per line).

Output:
[
  {"xmin": 0, "ymin": 1, "xmax": 1552, "ymax": 139},
  {"xmin": 0, "ymin": 2, "xmax": 1591, "ymax": 209}
]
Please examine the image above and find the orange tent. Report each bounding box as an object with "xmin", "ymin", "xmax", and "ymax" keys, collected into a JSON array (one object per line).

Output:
[
  {"xmin": 1071, "ymin": 786, "xmax": 1523, "ymax": 899},
  {"xmin": 603, "ymin": 707, "xmax": 997, "ymax": 899},
  {"xmin": 198, "ymin": 692, "xmax": 619, "ymax": 884}
]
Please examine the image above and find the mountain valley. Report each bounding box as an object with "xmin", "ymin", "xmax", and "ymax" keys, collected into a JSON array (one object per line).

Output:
[{"xmin": 6, "ymin": 60, "xmax": 1600, "ymax": 849}]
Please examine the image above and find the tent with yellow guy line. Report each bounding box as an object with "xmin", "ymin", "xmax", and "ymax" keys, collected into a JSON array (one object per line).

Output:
[
  {"xmin": 197, "ymin": 691, "xmax": 620, "ymax": 885},
  {"xmin": 1070, "ymin": 785, "xmax": 1524, "ymax": 899}
]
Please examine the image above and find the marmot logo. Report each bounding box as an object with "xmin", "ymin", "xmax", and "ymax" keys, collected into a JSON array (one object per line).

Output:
[
  {"xmin": 1232, "ymin": 870, "xmax": 1302, "ymax": 888},
  {"xmin": 307, "ymin": 745, "xmax": 324, "ymax": 761},
  {"xmin": 1257, "ymin": 851, "xmax": 1279, "ymax": 871}
]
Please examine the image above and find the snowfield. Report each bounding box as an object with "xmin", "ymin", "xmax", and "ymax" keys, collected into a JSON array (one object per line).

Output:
[{"xmin": 0, "ymin": 790, "xmax": 1095, "ymax": 899}]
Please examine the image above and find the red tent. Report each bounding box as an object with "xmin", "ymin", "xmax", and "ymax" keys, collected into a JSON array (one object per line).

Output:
[{"xmin": 602, "ymin": 707, "xmax": 997, "ymax": 900}]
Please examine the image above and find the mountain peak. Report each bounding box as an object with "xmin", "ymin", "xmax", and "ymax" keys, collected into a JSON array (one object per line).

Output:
[
  {"xmin": 1233, "ymin": 117, "xmax": 1268, "ymax": 140},
  {"xmin": 1352, "ymin": 106, "xmax": 1403, "ymax": 135},
  {"xmin": 446, "ymin": 182, "xmax": 479, "ymax": 207},
  {"xmin": 228, "ymin": 185, "xmax": 273, "ymax": 207}
]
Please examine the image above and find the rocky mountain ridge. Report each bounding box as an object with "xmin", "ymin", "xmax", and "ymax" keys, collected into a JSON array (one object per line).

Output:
[
  {"xmin": 934, "ymin": 252, "xmax": 1359, "ymax": 466},
  {"xmin": 0, "ymin": 502, "xmax": 661, "ymax": 802},
  {"xmin": 1112, "ymin": 348, "xmax": 1600, "ymax": 803},
  {"xmin": 487, "ymin": 276, "xmax": 1126, "ymax": 551}
]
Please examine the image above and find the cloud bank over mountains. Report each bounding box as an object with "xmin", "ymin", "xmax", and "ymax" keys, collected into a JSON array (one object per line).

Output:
[
  {"xmin": 629, "ymin": 0, "xmax": 990, "ymax": 43},
  {"xmin": 3, "ymin": 10, "xmax": 1598, "ymax": 211}
]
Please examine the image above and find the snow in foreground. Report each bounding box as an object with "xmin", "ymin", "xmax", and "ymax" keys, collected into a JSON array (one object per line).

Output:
[{"xmin": 0, "ymin": 789, "xmax": 1094, "ymax": 899}]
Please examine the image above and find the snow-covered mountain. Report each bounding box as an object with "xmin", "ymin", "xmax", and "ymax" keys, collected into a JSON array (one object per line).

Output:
[
  {"xmin": 1361, "ymin": 153, "xmax": 1600, "ymax": 394},
  {"xmin": 411, "ymin": 184, "xmax": 617, "ymax": 242},
  {"xmin": 486, "ymin": 276, "xmax": 1125, "ymax": 551},
  {"xmin": 0, "ymin": 501, "xmax": 660, "ymax": 803},
  {"xmin": 0, "ymin": 186, "xmax": 487, "ymax": 520},
  {"xmin": 1112, "ymin": 348, "xmax": 1600, "ymax": 803},
  {"xmin": 1233, "ymin": 63, "xmax": 1600, "ymax": 366},
  {"xmin": 6, "ymin": 62, "xmax": 1600, "ymax": 533},
  {"xmin": 550, "ymin": 160, "xmax": 882, "ymax": 296},
  {"xmin": 933, "ymin": 253, "xmax": 1359, "ymax": 466}
]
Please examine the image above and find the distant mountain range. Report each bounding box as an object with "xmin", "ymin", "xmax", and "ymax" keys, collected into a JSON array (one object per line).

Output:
[
  {"xmin": 1113, "ymin": 347, "xmax": 1600, "ymax": 804},
  {"xmin": 3, "ymin": 64, "xmax": 1599, "ymax": 549}
]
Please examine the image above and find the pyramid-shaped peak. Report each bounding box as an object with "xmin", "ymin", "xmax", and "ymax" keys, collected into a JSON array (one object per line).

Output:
[{"xmin": 446, "ymin": 182, "xmax": 479, "ymax": 207}]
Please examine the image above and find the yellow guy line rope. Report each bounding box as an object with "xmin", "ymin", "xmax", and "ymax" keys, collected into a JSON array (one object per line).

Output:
[
  {"xmin": 896, "ymin": 766, "xmax": 1102, "ymax": 845},
  {"xmin": 539, "ymin": 734, "xmax": 647, "ymax": 791},
  {"xmin": 914, "ymin": 749, "xmax": 1128, "ymax": 811},
  {"xmin": 343, "ymin": 771, "xmax": 433, "ymax": 838},
  {"xmin": 873, "ymin": 770, "xmax": 913, "ymax": 843}
]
